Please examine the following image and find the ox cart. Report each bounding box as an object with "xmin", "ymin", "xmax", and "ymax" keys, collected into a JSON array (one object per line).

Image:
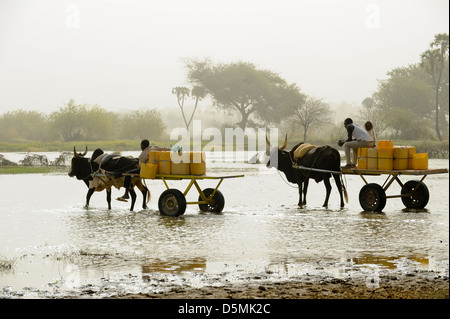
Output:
[
  {"xmin": 124, "ymin": 173, "xmax": 244, "ymax": 216},
  {"xmin": 340, "ymin": 167, "xmax": 448, "ymax": 212},
  {"xmin": 292, "ymin": 164, "xmax": 448, "ymax": 212}
]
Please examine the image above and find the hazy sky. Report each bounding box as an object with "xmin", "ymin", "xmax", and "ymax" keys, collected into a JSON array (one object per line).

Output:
[{"xmin": 0, "ymin": 0, "xmax": 448, "ymax": 115}]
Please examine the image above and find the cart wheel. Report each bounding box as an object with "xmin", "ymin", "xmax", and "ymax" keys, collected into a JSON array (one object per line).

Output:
[
  {"xmin": 158, "ymin": 189, "xmax": 186, "ymax": 216},
  {"xmin": 359, "ymin": 183, "xmax": 387, "ymax": 212},
  {"xmin": 401, "ymin": 180, "xmax": 430, "ymax": 209},
  {"xmin": 198, "ymin": 188, "xmax": 225, "ymax": 213}
]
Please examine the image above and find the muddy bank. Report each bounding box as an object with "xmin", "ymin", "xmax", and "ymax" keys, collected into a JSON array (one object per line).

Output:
[{"xmin": 113, "ymin": 272, "xmax": 448, "ymax": 300}]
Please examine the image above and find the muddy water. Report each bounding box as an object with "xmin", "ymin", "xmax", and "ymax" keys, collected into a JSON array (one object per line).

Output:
[{"xmin": 0, "ymin": 153, "xmax": 448, "ymax": 298}]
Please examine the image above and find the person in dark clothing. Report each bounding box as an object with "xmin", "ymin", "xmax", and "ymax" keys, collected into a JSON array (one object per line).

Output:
[{"xmin": 117, "ymin": 139, "xmax": 152, "ymax": 201}]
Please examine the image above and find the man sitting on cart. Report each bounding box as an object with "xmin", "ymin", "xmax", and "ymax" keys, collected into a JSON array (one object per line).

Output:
[{"xmin": 338, "ymin": 118, "xmax": 374, "ymax": 169}]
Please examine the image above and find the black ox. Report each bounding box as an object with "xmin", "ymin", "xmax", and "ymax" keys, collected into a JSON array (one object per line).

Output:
[
  {"xmin": 68, "ymin": 146, "xmax": 149, "ymax": 211},
  {"xmin": 266, "ymin": 135, "xmax": 346, "ymax": 208}
]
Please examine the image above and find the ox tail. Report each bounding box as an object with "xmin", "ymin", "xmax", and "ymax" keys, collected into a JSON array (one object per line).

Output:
[
  {"xmin": 143, "ymin": 179, "xmax": 151, "ymax": 205},
  {"xmin": 340, "ymin": 173, "xmax": 348, "ymax": 203},
  {"xmin": 331, "ymin": 147, "xmax": 348, "ymax": 203}
]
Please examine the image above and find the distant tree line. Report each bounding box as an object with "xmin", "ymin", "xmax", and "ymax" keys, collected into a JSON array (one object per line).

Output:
[
  {"xmin": 175, "ymin": 33, "xmax": 448, "ymax": 142},
  {"xmin": 2, "ymin": 34, "xmax": 447, "ymax": 144},
  {"xmin": 0, "ymin": 99, "xmax": 166, "ymax": 142},
  {"xmin": 361, "ymin": 33, "xmax": 449, "ymax": 141}
]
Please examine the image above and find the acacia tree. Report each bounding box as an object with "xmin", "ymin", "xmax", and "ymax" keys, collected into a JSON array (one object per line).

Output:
[
  {"xmin": 293, "ymin": 96, "xmax": 333, "ymax": 141},
  {"xmin": 185, "ymin": 59, "xmax": 301, "ymax": 129},
  {"xmin": 420, "ymin": 33, "xmax": 449, "ymax": 141}
]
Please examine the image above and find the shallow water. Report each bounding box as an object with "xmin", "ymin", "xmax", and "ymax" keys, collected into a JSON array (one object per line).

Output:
[{"xmin": 0, "ymin": 153, "xmax": 448, "ymax": 298}]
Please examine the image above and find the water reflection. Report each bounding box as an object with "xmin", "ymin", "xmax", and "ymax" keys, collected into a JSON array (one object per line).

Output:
[
  {"xmin": 142, "ymin": 258, "xmax": 207, "ymax": 273},
  {"xmin": 349, "ymin": 254, "xmax": 431, "ymax": 270}
]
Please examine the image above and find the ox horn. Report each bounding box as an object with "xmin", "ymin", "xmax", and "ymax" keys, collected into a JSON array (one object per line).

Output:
[
  {"xmin": 279, "ymin": 134, "xmax": 288, "ymax": 150},
  {"xmin": 73, "ymin": 146, "xmax": 88, "ymax": 157},
  {"xmin": 266, "ymin": 134, "xmax": 271, "ymax": 147}
]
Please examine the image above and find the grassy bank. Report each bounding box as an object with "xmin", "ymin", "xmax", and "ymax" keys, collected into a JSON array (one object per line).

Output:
[
  {"xmin": 0, "ymin": 139, "xmax": 170, "ymax": 153},
  {"xmin": 0, "ymin": 166, "xmax": 68, "ymax": 175},
  {"xmin": 1, "ymin": 138, "xmax": 448, "ymax": 158}
]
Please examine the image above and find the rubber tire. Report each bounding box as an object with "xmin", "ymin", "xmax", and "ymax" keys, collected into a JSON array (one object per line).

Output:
[
  {"xmin": 359, "ymin": 183, "xmax": 387, "ymax": 212},
  {"xmin": 158, "ymin": 189, "xmax": 187, "ymax": 216},
  {"xmin": 401, "ymin": 180, "xmax": 430, "ymax": 209},
  {"xmin": 198, "ymin": 188, "xmax": 225, "ymax": 213}
]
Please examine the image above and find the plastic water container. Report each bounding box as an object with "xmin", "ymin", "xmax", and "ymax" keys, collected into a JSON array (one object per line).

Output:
[
  {"xmin": 377, "ymin": 140, "xmax": 394, "ymax": 170},
  {"xmin": 367, "ymin": 148, "xmax": 378, "ymax": 170},
  {"xmin": 171, "ymin": 151, "xmax": 190, "ymax": 175},
  {"xmin": 190, "ymin": 151, "xmax": 206, "ymax": 175},
  {"xmin": 357, "ymin": 148, "xmax": 368, "ymax": 169},
  {"xmin": 140, "ymin": 163, "xmax": 157, "ymax": 179},
  {"xmin": 407, "ymin": 146, "xmax": 416, "ymax": 169},
  {"xmin": 148, "ymin": 151, "xmax": 160, "ymax": 166},
  {"xmin": 393, "ymin": 146, "xmax": 408, "ymax": 170},
  {"xmin": 412, "ymin": 153, "xmax": 428, "ymax": 170},
  {"xmin": 158, "ymin": 151, "xmax": 171, "ymax": 175}
]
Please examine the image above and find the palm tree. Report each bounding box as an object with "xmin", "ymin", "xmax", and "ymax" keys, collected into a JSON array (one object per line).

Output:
[{"xmin": 420, "ymin": 33, "xmax": 449, "ymax": 141}]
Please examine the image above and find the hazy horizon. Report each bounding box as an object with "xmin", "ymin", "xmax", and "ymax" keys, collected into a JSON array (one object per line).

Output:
[{"xmin": 0, "ymin": 0, "xmax": 448, "ymax": 115}]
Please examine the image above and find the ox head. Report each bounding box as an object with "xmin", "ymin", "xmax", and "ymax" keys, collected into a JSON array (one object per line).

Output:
[
  {"xmin": 266, "ymin": 133, "xmax": 288, "ymax": 170},
  {"xmin": 68, "ymin": 146, "xmax": 90, "ymax": 180}
]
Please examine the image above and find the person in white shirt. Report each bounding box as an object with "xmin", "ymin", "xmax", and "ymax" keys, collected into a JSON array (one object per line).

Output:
[
  {"xmin": 364, "ymin": 121, "xmax": 377, "ymax": 147},
  {"xmin": 338, "ymin": 118, "xmax": 374, "ymax": 168}
]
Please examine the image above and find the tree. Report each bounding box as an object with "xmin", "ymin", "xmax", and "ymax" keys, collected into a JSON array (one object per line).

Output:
[
  {"xmin": 0, "ymin": 110, "xmax": 48, "ymax": 141},
  {"xmin": 190, "ymin": 85, "xmax": 206, "ymax": 126},
  {"xmin": 368, "ymin": 64, "xmax": 435, "ymax": 139},
  {"xmin": 171, "ymin": 85, "xmax": 206, "ymax": 130},
  {"xmin": 374, "ymin": 65, "xmax": 434, "ymax": 118},
  {"xmin": 384, "ymin": 107, "xmax": 431, "ymax": 139},
  {"xmin": 82, "ymin": 105, "xmax": 116, "ymax": 141},
  {"xmin": 49, "ymin": 99, "xmax": 87, "ymax": 141},
  {"xmin": 185, "ymin": 59, "xmax": 301, "ymax": 129},
  {"xmin": 49, "ymin": 99, "xmax": 116, "ymax": 141},
  {"xmin": 118, "ymin": 109, "xmax": 166, "ymax": 140},
  {"xmin": 420, "ymin": 33, "xmax": 449, "ymax": 141},
  {"xmin": 293, "ymin": 96, "xmax": 333, "ymax": 141},
  {"xmin": 360, "ymin": 97, "xmax": 389, "ymax": 136}
]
